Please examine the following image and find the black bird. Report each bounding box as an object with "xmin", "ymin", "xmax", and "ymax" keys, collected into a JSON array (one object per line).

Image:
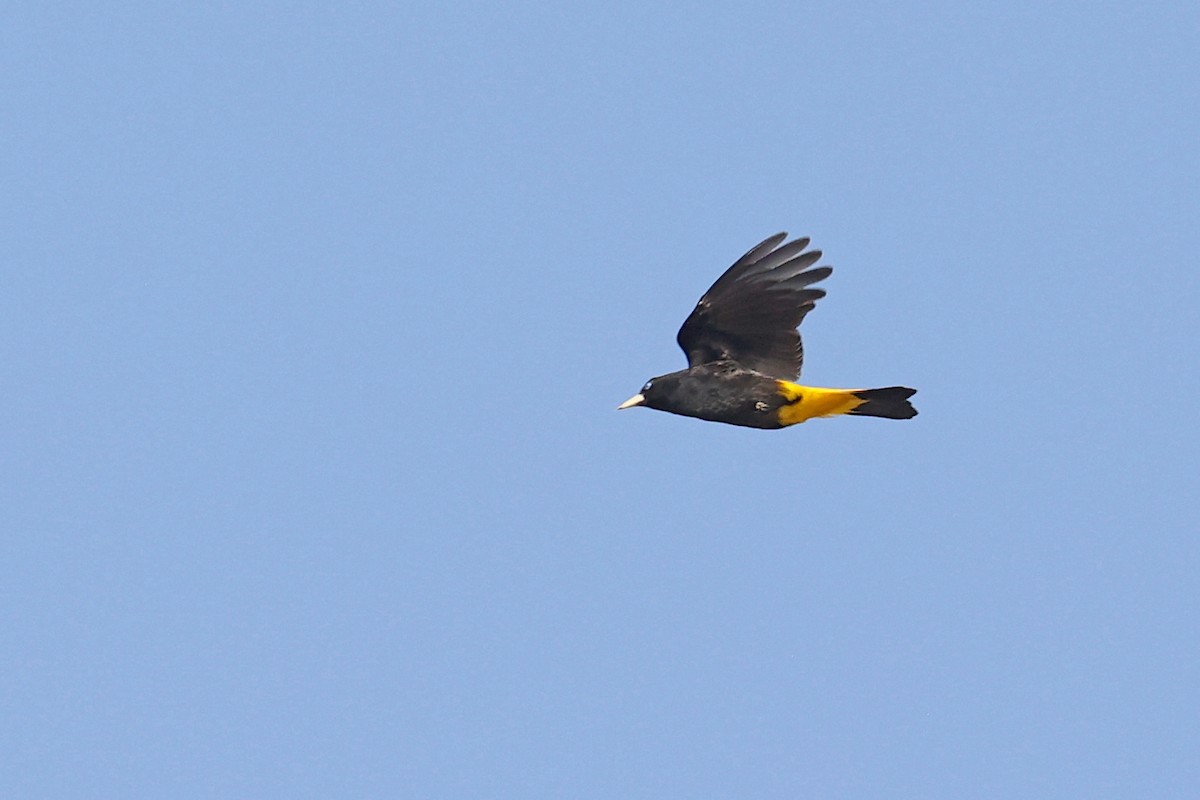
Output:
[{"xmin": 619, "ymin": 232, "xmax": 917, "ymax": 429}]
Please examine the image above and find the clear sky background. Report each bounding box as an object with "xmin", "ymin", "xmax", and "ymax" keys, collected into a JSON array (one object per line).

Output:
[{"xmin": 4, "ymin": 3, "xmax": 1198, "ymax": 798}]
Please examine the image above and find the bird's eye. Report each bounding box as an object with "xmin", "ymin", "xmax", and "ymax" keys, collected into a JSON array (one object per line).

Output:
[{"xmin": 642, "ymin": 381, "xmax": 653, "ymax": 393}]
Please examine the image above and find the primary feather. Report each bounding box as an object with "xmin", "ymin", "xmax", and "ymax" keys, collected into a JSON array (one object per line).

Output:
[{"xmin": 675, "ymin": 232, "xmax": 832, "ymax": 380}]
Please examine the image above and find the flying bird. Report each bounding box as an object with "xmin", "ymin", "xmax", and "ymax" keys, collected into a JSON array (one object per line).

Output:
[{"xmin": 619, "ymin": 232, "xmax": 917, "ymax": 428}]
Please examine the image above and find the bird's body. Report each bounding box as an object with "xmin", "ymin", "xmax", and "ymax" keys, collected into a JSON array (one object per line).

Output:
[{"xmin": 619, "ymin": 233, "xmax": 917, "ymax": 428}]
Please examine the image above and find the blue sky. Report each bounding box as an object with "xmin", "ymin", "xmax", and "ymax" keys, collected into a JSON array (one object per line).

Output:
[{"xmin": 4, "ymin": 2, "xmax": 1198, "ymax": 797}]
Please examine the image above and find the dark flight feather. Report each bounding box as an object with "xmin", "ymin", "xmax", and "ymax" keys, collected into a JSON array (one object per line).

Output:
[{"xmin": 675, "ymin": 232, "xmax": 832, "ymax": 380}]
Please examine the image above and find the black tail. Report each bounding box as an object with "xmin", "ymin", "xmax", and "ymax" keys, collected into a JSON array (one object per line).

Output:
[{"xmin": 848, "ymin": 386, "xmax": 918, "ymax": 420}]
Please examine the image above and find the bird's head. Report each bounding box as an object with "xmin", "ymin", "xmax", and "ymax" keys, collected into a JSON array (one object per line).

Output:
[{"xmin": 617, "ymin": 374, "xmax": 676, "ymax": 411}]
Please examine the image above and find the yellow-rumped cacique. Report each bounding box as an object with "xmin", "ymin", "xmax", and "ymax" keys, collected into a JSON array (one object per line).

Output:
[{"xmin": 619, "ymin": 232, "xmax": 917, "ymax": 429}]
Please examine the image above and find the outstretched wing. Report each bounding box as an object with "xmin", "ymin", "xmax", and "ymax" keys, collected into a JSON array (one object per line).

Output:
[{"xmin": 676, "ymin": 232, "xmax": 832, "ymax": 380}]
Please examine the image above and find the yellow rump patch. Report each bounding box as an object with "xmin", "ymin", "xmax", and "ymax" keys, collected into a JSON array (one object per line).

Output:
[{"xmin": 775, "ymin": 381, "xmax": 866, "ymax": 426}]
